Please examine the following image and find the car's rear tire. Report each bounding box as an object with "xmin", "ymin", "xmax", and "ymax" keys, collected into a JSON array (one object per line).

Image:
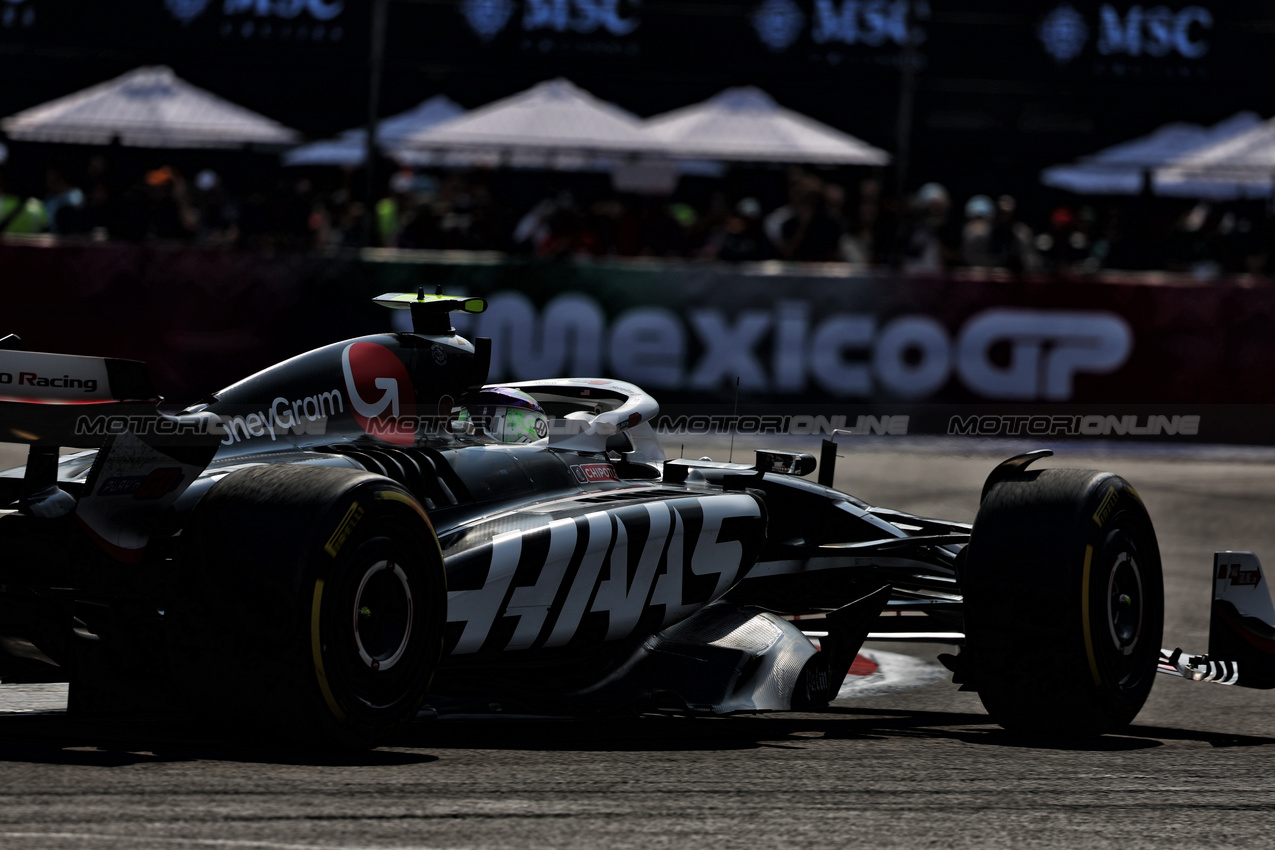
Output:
[
  {"xmin": 166, "ymin": 464, "xmax": 446, "ymax": 747},
  {"xmin": 962, "ymin": 467, "xmax": 1163, "ymax": 737}
]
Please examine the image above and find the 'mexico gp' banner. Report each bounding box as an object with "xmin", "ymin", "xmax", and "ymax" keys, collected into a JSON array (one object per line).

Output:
[
  {"xmin": 446, "ymin": 284, "xmax": 1141, "ymax": 404},
  {"xmin": 425, "ymin": 265, "xmax": 1275, "ymax": 406},
  {"xmin": 3, "ymin": 241, "xmax": 1274, "ymax": 407}
]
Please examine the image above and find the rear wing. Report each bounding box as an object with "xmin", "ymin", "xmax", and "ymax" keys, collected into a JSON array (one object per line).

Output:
[
  {"xmin": 0, "ymin": 341, "xmax": 160, "ymax": 446},
  {"xmin": 1159, "ymin": 551, "xmax": 1275, "ymax": 689},
  {"xmin": 2, "ymin": 340, "xmax": 218, "ymax": 559}
]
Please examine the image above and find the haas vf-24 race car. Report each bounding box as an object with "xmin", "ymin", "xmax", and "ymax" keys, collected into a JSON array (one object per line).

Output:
[{"xmin": 0, "ymin": 293, "xmax": 1270, "ymax": 745}]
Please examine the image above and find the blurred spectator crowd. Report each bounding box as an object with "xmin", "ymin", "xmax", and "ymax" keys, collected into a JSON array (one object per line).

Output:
[{"xmin": 2, "ymin": 146, "xmax": 1273, "ymax": 277}]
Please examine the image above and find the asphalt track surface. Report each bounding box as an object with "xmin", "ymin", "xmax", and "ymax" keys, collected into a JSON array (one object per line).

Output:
[{"xmin": 2, "ymin": 439, "xmax": 1275, "ymax": 849}]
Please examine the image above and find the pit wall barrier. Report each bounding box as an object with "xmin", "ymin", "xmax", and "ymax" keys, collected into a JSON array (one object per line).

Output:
[{"xmin": 4, "ymin": 240, "xmax": 1274, "ymax": 441}]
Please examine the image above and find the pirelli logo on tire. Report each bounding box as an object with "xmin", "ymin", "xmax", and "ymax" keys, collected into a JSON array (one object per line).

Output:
[
  {"xmin": 1093, "ymin": 485, "xmax": 1119, "ymax": 529},
  {"xmin": 325, "ymin": 501, "xmax": 365, "ymax": 557}
]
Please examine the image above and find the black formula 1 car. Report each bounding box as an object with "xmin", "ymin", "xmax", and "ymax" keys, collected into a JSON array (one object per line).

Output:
[{"xmin": 0, "ymin": 293, "xmax": 1270, "ymax": 745}]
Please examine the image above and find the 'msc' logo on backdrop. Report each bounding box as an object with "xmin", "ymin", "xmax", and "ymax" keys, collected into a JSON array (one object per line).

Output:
[
  {"xmin": 166, "ymin": 0, "xmax": 212, "ymax": 24},
  {"xmin": 166, "ymin": 0, "xmax": 345, "ymax": 25},
  {"xmin": 462, "ymin": 0, "xmax": 516, "ymax": 41},
  {"xmin": 753, "ymin": 0, "xmax": 929, "ymax": 53},
  {"xmin": 462, "ymin": 0, "xmax": 639, "ymax": 43},
  {"xmin": 1040, "ymin": 3, "xmax": 1213, "ymax": 64}
]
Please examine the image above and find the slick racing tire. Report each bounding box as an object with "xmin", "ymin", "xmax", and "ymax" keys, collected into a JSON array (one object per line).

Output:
[
  {"xmin": 962, "ymin": 468, "xmax": 1163, "ymax": 737},
  {"xmin": 166, "ymin": 465, "xmax": 446, "ymax": 747}
]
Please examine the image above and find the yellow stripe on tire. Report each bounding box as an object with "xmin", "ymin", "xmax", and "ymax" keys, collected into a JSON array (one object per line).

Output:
[
  {"xmin": 310, "ymin": 578, "xmax": 346, "ymax": 723},
  {"xmin": 1081, "ymin": 544, "xmax": 1102, "ymax": 687},
  {"xmin": 375, "ymin": 489, "xmax": 431, "ymax": 526},
  {"xmin": 374, "ymin": 489, "xmax": 446, "ymax": 573}
]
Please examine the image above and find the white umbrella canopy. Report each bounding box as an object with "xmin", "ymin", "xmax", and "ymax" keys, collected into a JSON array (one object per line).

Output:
[
  {"xmin": 284, "ymin": 95, "xmax": 465, "ymax": 167},
  {"xmin": 0, "ymin": 66, "xmax": 300, "ymax": 149},
  {"xmin": 1040, "ymin": 112, "xmax": 1262, "ymax": 195},
  {"xmin": 1156, "ymin": 115, "xmax": 1275, "ymax": 199},
  {"xmin": 642, "ymin": 87, "xmax": 890, "ymax": 165},
  {"xmin": 392, "ymin": 78, "xmax": 662, "ymax": 163}
]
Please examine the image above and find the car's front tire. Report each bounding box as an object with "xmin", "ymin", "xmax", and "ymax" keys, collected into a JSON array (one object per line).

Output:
[{"xmin": 962, "ymin": 467, "xmax": 1163, "ymax": 736}]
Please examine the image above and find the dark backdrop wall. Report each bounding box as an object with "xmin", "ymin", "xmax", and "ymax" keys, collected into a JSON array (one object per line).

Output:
[{"xmin": 2, "ymin": 1, "xmax": 1274, "ymax": 222}]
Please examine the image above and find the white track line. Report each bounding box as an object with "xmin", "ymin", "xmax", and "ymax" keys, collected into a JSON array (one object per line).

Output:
[{"xmin": 0, "ymin": 683, "xmax": 68, "ymax": 713}]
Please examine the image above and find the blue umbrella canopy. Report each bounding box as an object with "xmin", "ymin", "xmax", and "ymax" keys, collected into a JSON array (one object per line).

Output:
[
  {"xmin": 643, "ymin": 87, "xmax": 889, "ymax": 165},
  {"xmin": 1040, "ymin": 112, "xmax": 1261, "ymax": 195},
  {"xmin": 393, "ymin": 79, "xmax": 662, "ymax": 166},
  {"xmin": 1157, "ymin": 114, "xmax": 1275, "ymax": 199},
  {"xmin": 284, "ymin": 95, "xmax": 465, "ymax": 167},
  {"xmin": 1, "ymin": 66, "xmax": 300, "ymax": 149}
]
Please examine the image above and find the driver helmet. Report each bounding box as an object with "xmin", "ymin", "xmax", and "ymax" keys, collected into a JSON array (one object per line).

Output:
[{"xmin": 458, "ymin": 387, "xmax": 548, "ymax": 443}]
